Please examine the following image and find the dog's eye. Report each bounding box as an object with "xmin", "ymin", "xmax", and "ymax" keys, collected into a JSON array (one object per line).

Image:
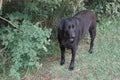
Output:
[
  {"xmin": 68, "ymin": 26, "xmax": 71, "ymax": 29},
  {"xmin": 72, "ymin": 25, "xmax": 74, "ymax": 29}
]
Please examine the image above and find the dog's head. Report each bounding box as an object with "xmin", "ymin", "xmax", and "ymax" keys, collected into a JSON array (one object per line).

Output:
[{"xmin": 59, "ymin": 18, "xmax": 78, "ymax": 43}]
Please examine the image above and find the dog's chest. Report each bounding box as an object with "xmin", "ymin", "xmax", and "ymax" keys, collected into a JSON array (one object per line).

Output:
[{"xmin": 61, "ymin": 39, "xmax": 75, "ymax": 49}]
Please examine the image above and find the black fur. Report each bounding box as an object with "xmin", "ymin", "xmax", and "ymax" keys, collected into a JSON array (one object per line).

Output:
[{"xmin": 58, "ymin": 10, "xmax": 97, "ymax": 70}]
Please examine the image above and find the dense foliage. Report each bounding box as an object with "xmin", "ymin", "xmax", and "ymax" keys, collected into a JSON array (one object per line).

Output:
[
  {"xmin": 0, "ymin": 0, "xmax": 120, "ymax": 80},
  {"xmin": 0, "ymin": 12, "xmax": 51, "ymax": 79},
  {"xmin": 84, "ymin": 0, "xmax": 120, "ymax": 18}
]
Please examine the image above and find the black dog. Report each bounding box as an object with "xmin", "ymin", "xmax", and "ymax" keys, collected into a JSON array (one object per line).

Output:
[{"xmin": 58, "ymin": 10, "xmax": 98, "ymax": 70}]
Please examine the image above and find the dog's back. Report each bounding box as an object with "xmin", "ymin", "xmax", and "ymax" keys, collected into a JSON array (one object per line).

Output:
[
  {"xmin": 74, "ymin": 10, "xmax": 97, "ymax": 21},
  {"xmin": 74, "ymin": 10, "xmax": 97, "ymax": 39}
]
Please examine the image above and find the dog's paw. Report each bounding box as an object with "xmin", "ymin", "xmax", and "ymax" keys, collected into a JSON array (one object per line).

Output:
[
  {"xmin": 68, "ymin": 66, "xmax": 74, "ymax": 70},
  {"xmin": 68, "ymin": 63, "xmax": 74, "ymax": 70},
  {"xmin": 88, "ymin": 49, "xmax": 93, "ymax": 54},
  {"xmin": 60, "ymin": 59, "xmax": 65, "ymax": 65}
]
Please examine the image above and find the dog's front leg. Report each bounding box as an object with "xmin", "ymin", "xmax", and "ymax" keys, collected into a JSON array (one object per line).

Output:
[
  {"xmin": 60, "ymin": 45, "xmax": 65, "ymax": 65},
  {"xmin": 69, "ymin": 47, "xmax": 77, "ymax": 70}
]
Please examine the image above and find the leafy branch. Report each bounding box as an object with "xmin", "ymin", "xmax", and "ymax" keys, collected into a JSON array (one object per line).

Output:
[{"xmin": 0, "ymin": 16, "xmax": 23, "ymax": 32}]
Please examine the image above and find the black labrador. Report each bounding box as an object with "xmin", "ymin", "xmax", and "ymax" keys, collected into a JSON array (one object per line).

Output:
[{"xmin": 58, "ymin": 10, "xmax": 97, "ymax": 70}]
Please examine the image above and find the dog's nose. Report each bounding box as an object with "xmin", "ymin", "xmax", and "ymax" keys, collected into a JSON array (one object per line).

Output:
[{"xmin": 71, "ymin": 34, "xmax": 75, "ymax": 38}]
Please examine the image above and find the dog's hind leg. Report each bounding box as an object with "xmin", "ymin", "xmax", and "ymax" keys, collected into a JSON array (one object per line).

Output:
[{"xmin": 88, "ymin": 24, "xmax": 96, "ymax": 53}]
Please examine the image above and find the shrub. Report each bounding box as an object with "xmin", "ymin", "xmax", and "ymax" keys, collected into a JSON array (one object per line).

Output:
[
  {"xmin": 0, "ymin": 12, "xmax": 52, "ymax": 80},
  {"xmin": 84, "ymin": 0, "xmax": 120, "ymax": 18}
]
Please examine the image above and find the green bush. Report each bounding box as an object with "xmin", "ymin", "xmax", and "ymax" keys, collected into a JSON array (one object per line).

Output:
[
  {"xmin": 0, "ymin": 12, "xmax": 51, "ymax": 80},
  {"xmin": 84, "ymin": 0, "xmax": 120, "ymax": 18}
]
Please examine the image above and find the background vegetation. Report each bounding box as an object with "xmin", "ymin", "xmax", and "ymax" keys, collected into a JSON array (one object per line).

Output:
[{"xmin": 0, "ymin": 0, "xmax": 120, "ymax": 80}]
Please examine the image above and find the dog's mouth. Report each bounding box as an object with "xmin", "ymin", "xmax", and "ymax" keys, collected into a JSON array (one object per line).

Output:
[{"xmin": 69, "ymin": 38, "xmax": 74, "ymax": 43}]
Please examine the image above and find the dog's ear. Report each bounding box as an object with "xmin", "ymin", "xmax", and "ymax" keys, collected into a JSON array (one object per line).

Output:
[
  {"xmin": 75, "ymin": 19, "xmax": 80, "ymax": 28},
  {"xmin": 58, "ymin": 19, "xmax": 65, "ymax": 31}
]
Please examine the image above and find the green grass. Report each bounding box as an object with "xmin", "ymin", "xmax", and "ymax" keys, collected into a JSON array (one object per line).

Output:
[{"xmin": 38, "ymin": 18, "xmax": 120, "ymax": 80}]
